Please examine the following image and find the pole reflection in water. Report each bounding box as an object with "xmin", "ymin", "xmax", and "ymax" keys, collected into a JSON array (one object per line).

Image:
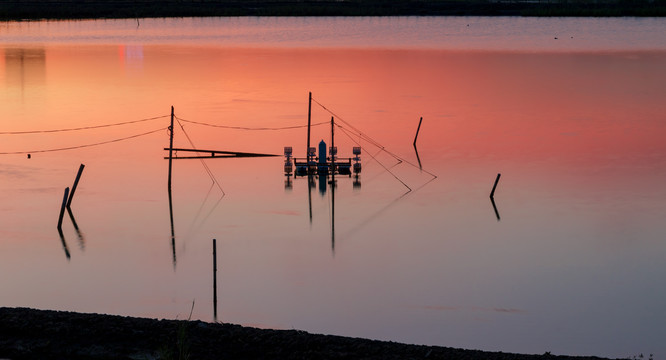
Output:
[
  {"xmin": 168, "ymin": 188, "xmax": 176, "ymax": 268},
  {"xmin": 67, "ymin": 207, "xmax": 86, "ymax": 250},
  {"xmin": 490, "ymin": 197, "xmax": 500, "ymax": 221},
  {"xmin": 308, "ymin": 175, "xmax": 314, "ymax": 224},
  {"xmin": 58, "ymin": 230, "xmax": 71, "ymax": 261}
]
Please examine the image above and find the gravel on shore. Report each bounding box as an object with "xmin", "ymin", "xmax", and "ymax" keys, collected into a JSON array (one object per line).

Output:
[{"xmin": 0, "ymin": 307, "xmax": 616, "ymax": 360}]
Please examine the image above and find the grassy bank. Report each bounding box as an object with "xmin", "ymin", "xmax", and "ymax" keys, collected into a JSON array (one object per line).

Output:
[
  {"xmin": 0, "ymin": 307, "xmax": 617, "ymax": 360},
  {"xmin": 0, "ymin": 0, "xmax": 664, "ymax": 20}
]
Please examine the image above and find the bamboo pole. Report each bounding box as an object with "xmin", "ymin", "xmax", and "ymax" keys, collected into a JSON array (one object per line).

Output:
[
  {"xmin": 490, "ymin": 173, "xmax": 501, "ymax": 199},
  {"xmin": 330, "ymin": 116, "xmax": 335, "ymax": 172},
  {"xmin": 57, "ymin": 187, "xmax": 70, "ymax": 231},
  {"xmin": 213, "ymin": 238, "xmax": 218, "ymax": 321},
  {"xmin": 413, "ymin": 117, "xmax": 423, "ymax": 147},
  {"xmin": 168, "ymin": 106, "xmax": 174, "ymax": 193},
  {"xmin": 307, "ymin": 92, "xmax": 312, "ymax": 160},
  {"xmin": 66, "ymin": 164, "xmax": 85, "ymax": 208}
]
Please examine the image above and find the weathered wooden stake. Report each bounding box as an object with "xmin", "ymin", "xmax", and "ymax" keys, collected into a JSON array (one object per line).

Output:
[
  {"xmin": 307, "ymin": 92, "xmax": 312, "ymax": 160},
  {"xmin": 168, "ymin": 106, "xmax": 174, "ymax": 193},
  {"xmin": 213, "ymin": 238, "xmax": 218, "ymax": 321},
  {"xmin": 330, "ymin": 116, "xmax": 335, "ymax": 171},
  {"xmin": 413, "ymin": 117, "xmax": 423, "ymax": 147},
  {"xmin": 57, "ymin": 187, "xmax": 70, "ymax": 231},
  {"xmin": 490, "ymin": 173, "xmax": 501, "ymax": 199},
  {"xmin": 66, "ymin": 164, "xmax": 85, "ymax": 208}
]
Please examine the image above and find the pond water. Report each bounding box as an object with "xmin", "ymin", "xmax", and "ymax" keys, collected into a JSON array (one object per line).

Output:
[{"xmin": 1, "ymin": 17, "xmax": 665, "ymax": 358}]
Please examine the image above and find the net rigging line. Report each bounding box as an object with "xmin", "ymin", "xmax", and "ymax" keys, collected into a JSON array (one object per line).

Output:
[
  {"xmin": 337, "ymin": 124, "xmax": 412, "ymax": 192},
  {"xmin": 312, "ymin": 97, "xmax": 437, "ymax": 179},
  {"xmin": 0, "ymin": 127, "xmax": 167, "ymax": 155},
  {"xmin": 175, "ymin": 116, "xmax": 328, "ymax": 131},
  {"xmin": 174, "ymin": 117, "xmax": 226, "ymax": 197},
  {"xmin": 0, "ymin": 115, "xmax": 170, "ymax": 135}
]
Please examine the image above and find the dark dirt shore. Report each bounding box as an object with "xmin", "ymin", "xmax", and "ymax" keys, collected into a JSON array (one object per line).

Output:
[{"xmin": 0, "ymin": 307, "xmax": 616, "ymax": 360}]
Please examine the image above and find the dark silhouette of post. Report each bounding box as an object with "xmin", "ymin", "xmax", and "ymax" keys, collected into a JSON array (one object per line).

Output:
[
  {"xmin": 307, "ymin": 92, "xmax": 312, "ymax": 160},
  {"xmin": 57, "ymin": 187, "xmax": 70, "ymax": 231},
  {"xmin": 57, "ymin": 187, "xmax": 71, "ymax": 260},
  {"xmin": 213, "ymin": 238, "xmax": 218, "ymax": 321},
  {"xmin": 331, "ymin": 169, "xmax": 335, "ymax": 255},
  {"xmin": 168, "ymin": 106, "xmax": 174, "ymax": 193},
  {"xmin": 413, "ymin": 117, "xmax": 423, "ymax": 169},
  {"xmin": 168, "ymin": 106, "xmax": 176, "ymax": 268},
  {"xmin": 490, "ymin": 173, "xmax": 501, "ymax": 199},
  {"xmin": 413, "ymin": 117, "xmax": 423, "ymax": 147},
  {"xmin": 330, "ymin": 116, "xmax": 335, "ymax": 172},
  {"xmin": 67, "ymin": 164, "xmax": 85, "ymax": 208}
]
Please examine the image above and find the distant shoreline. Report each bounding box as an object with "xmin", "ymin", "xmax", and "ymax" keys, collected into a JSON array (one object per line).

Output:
[
  {"xmin": 0, "ymin": 0, "xmax": 664, "ymax": 20},
  {"xmin": 0, "ymin": 307, "xmax": 616, "ymax": 359}
]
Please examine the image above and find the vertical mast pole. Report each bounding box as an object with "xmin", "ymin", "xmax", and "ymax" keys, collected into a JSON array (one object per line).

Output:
[
  {"xmin": 213, "ymin": 238, "xmax": 218, "ymax": 321},
  {"xmin": 307, "ymin": 92, "xmax": 312, "ymax": 161},
  {"xmin": 168, "ymin": 106, "xmax": 174, "ymax": 192},
  {"xmin": 330, "ymin": 116, "xmax": 335, "ymax": 171}
]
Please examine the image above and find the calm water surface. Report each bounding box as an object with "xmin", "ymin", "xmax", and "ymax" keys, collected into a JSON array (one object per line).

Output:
[{"xmin": 1, "ymin": 17, "xmax": 665, "ymax": 358}]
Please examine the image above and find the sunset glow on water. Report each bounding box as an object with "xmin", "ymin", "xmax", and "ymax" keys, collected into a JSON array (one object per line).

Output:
[{"xmin": 1, "ymin": 17, "xmax": 665, "ymax": 358}]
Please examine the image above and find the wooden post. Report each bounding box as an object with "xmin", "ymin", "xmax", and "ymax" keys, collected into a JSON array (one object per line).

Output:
[
  {"xmin": 168, "ymin": 106, "xmax": 174, "ymax": 193},
  {"xmin": 330, "ymin": 116, "xmax": 335, "ymax": 172},
  {"xmin": 213, "ymin": 238, "xmax": 218, "ymax": 321},
  {"xmin": 307, "ymin": 92, "xmax": 312, "ymax": 160},
  {"xmin": 413, "ymin": 117, "xmax": 423, "ymax": 147},
  {"xmin": 490, "ymin": 173, "xmax": 501, "ymax": 199},
  {"xmin": 168, "ymin": 106, "xmax": 176, "ymax": 269},
  {"xmin": 57, "ymin": 187, "xmax": 70, "ymax": 231},
  {"xmin": 66, "ymin": 164, "xmax": 85, "ymax": 208},
  {"xmin": 331, "ymin": 169, "xmax": 335, "ymax": 255}
]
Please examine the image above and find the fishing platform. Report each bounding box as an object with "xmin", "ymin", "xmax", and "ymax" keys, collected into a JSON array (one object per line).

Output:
[
  {"xmin": 283, "ymin": 103, "xmax": 361, "ymax": 188},
  {"xmin": 284, "ymin": 142, "xmax": 360, "ymax": 177}
]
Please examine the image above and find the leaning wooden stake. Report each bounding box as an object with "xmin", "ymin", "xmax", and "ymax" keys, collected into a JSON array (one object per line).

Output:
[
  {"xmin": 413, "ymin": 117, "xmax": 423, "ymax": 147},
  {"xmin": 490, "ymin": 173, "xmax": 501, "ymax": 199},
  {"xmin": 66, "ymin": 164, "xmax": 85, "ymax": 208},
  {"xmin": 57, "ymin": 187, "xmax": 70, "ymax": 231},
  {"xmin": 213, "ymin": 238, "xmax": 218, "ymax": 321}
]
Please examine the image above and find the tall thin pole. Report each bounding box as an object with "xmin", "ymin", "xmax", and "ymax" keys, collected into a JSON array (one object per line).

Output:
[
  {"xmin": 168, "ymin": 106, "xmax": 176, "ymax": 269},
  {"xmin": 413, "ymin": 117, "xmax": 423, "ymax": 147},
  {"xmin": 168, "ymin": 106, "xmax": 174, "ymax": 193},
  {"xmin": 213, "ymin": 238, "xmax": 218, "ymax": 321},
  {"xmin": 307, "ymin": 92, "xmax": 312, "ymax": 160},
  {"xmin": 330, "ymin": 115, "xmax": 335, "ymax": 255},
  {"xmin": 330, "ymin": 116, "xmax": 335, "ymax": 171},
  {"xmin": 331, "ymin": 168, "xmax": 335, "ymax": 255},
  {"xmin": 67, "ymin": 164, "xmax": 85, "ymax": 208},
  {"xmin": 57, "ymin": 187, "xmax": 70, "ymax": 232},
  {"xmin": 490, "ymin": 173, "xmax": 501, "ymax": 199}
]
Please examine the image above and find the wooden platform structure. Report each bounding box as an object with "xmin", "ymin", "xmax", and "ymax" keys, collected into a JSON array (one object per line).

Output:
[
  {"xmin": 164, "ymin": 147, "xmax": 278, "ymax": 160},
  {"xmin": 292, "ymin": 157, "xmax": 354, "ymax": 176}
]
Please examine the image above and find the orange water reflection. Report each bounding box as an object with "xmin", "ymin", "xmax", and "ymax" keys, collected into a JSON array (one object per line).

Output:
[{"xmin": 1, "ymin": 44, "xmax": 666, "ymax": 357}]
